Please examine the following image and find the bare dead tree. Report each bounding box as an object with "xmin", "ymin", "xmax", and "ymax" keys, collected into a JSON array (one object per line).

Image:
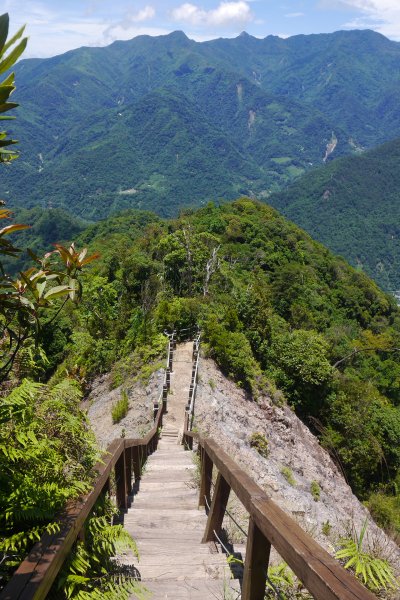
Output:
[{"xmin": 203, "ymin": 246, "xmax": 220, "ymax": 296}]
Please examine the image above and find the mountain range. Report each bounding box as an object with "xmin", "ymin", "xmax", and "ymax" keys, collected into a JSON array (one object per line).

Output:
[
  {"xmin": 3, "ymin": 28, "xmax": 400, "ymax": 292},
  {"xmin": 3, "ymin": 28, "xmax": 400, "ymax": 220}
]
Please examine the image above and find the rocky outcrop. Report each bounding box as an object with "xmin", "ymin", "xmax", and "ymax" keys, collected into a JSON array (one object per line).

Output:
[
  {"xmin": 194, "ymin": 357, "xmax": 400, "ymax": 567},
  {"xmin": 85, "ymin": 369, "xmax": 163, "ymax": 450}
]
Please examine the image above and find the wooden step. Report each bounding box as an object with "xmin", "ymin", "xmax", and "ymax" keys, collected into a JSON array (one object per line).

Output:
[{"xmin": 142, "ymin": 578, "xmax": 241, "ymax": 600}]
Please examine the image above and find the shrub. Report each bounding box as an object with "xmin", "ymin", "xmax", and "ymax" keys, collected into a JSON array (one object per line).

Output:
[
  {"xmin": 335, "ymin": 519, "xmax": 399, "ymax": 592},
  {"xmin": 281, "ymin": 466, "xmax": 296, "ymax": 486},
  {"xmin": 367, "ymin": 492, "xmax": 400, "ymax": 538},
  {"xmin": 322, "ymin": 520, "xmax": 332, "ymax": 536},
  {"xmin": 111, "ymin": 390, "xmax": 129, "ymax": 424},
  {"xmin": 52, "ymin": 495, "xmax": 141, "ymax": 599},
  {"xmin": 204, "ymin": 321, "xmax": 258, "ymax": 389},
  {"xmin": 310, "ymin": 480, "xmax": 321, "ymax": 502},
  {"xmin": 249, "ymin": 432, "xmax": 269, "ymax": 458}
]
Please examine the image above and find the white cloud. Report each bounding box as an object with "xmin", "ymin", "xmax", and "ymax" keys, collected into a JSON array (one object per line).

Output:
[
  {"xmin": 285, "ymin": 12, "xmax": 305, "ymax": 18},
  {"xmin": 3, "ymin": 1, "xmax": 162, "ymax": 58},
  {"xmin": 171, "ymin": 1, "xmax": 254, "ymax": 28},
  {"xmin": 104, "ymin": 5, "xmax": 157, "ymax": 39},
  {"xmin": 321, "ymin": 0, "xmax": 400, "ymax": 39},
  {"xmin": 131, "ymin": 6, "xmax": 156, "ymax": 23}
]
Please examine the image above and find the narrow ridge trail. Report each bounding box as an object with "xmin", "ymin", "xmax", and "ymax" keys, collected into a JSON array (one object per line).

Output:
[{"xmin": 125, "ymin": 342, "xmax": 238, "ymax": 599}]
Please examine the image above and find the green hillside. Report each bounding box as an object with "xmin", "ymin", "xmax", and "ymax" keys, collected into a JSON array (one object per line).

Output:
[
  {"xmin": 3, "ymin": 198, "xmax": 400, "ymax": 590},
  {"xmin": 269, "ymin": 137, "xmax": 400, "ymax": 290},
  {"xmin": 65, "ymin": 200, "xmax": 400, "ymax": 514},
  {"xmin": 3, "ymin": 29, "xmax": 400, "ymax": 219}
]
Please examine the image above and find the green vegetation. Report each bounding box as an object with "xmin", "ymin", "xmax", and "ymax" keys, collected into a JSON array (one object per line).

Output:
[
  {"xmin": 4, "ymin": 194, "xmax": 400, "ymax": 587},
  {"xmin": 0, "ymin": 13, "xmax": 27, "ymax": 162},
  {"xmin": 335, "ymin": 520, "xmax": 399, "ymax": 592},
  {"xmin": 3, "ymin": 12, "xmax": 400, "ymax": 593},
  {"xmin": 281, "ymin": 467, "xmax": 296, "ymax": 487},
  {"xmin": 5, "ymin": 28, "xmax": 400, "ymax": 223},
  {"xmin": 56, "ymin": 198, "xmax": 400, "ymax": 525},
  {"xmin": 111, "ymin": 390, "xmax": 129, "ymax": 424},
  {"xmin": 0, "ymin": 16, "xmax": 140, "ymax": 597},
  {"xmin": 265, "ymin": 562, "xmax": 312, "ymax": 599},
  {"xmin": 0, "ymin": 379, "xmax": 98, "ymax": 582},
  {"xmin": 321, "ymin": 520, "xmax": 332, "ymax": 537},
  {"xmin": 270, "ymin": 136, "xmax": 400, "ymax": 290},
  {"xmin": 367, "ymin": 493, "xmax": 400, "ymax": 540},
  {"xmin": 51, "ymin": 496, "xmax": 142, "ymax": 600},
  {"xmin": 310, "ymin": 481, "xmax": 321, "ymax": 502},
  {"xmin": 249, "ymin": 432, "xmax": 269, "ymax": 458}
]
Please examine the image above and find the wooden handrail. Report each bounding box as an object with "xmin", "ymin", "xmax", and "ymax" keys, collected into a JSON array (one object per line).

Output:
[
  {"xmin": 182, "ymin": 430, "xmax": 376, "ymax": 600},
  {"xmin": 1, "ymin": 404, "xmax": 164, "ymax": 600}
]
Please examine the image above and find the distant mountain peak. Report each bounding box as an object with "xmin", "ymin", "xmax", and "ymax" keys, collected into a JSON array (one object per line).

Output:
[
  {"xmin": 238, "ymin": 31, "xmax": 256, "ymax": 40},
  {"xmin": 166, "ymin": 30, "xmax": 190, "ymax": 41}
]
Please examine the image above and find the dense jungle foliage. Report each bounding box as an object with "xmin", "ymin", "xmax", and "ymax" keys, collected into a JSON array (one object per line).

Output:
[{"xmin": 2, "ymin": 196, "xmax": 400, "ymax": 591}]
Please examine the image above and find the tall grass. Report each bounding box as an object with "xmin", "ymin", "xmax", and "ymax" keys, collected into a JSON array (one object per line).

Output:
[{"xmin": 111, "ymin": 390, "xmax": 129, "ymax": 424}]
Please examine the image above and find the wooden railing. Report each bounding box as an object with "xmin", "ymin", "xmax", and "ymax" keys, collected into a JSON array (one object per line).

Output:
[
  {"xmin": 182, "ymin": 430, "xmax": 376, "ymax": 600},
  {"xmin": 0, "ymin": 335, "xmax": 176, "ymax": 600}
]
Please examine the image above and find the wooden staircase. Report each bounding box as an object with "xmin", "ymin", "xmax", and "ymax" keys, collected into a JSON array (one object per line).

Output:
[
  {"xmin": 124, "ymin": 434, "xmax": 238, "ymax": 599},
  {"xmin": 123, "ymin": 341, "xmax": 239, "ymax": 599},
  {"xmin": 2, "ymin": 333, "xmax": 377, "ymax": 600}
]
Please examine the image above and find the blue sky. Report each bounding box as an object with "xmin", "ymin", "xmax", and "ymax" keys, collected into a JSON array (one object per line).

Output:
[{"xmin": 1, "ymin": 1, "xmax": 399, "ymax": 58}]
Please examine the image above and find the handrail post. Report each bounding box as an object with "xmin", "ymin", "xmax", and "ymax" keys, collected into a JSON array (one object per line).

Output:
[
  {"xmin": 202, "ymin": 472, "xmax": 230, "ymax": 543},
  {"xmin": 153, "ymin": 402, "xmax": 159, "ymax": 421},
  {"xmin": 125, "ymin": 447, "xmax": 132, "ymax": 495},
  {"xmin": 241, "ymin": 517, "xmax": 271, "ymax": 600},
  {"xmin": 163, "ymin": 383, "xmax": 168, "ymax": 413},
  {"xmin": 132, "ymin": 446, "xmax": 141, "ymax": 481},
  {"xmin": 199, "ymin": 447, "xmax": 213, "ymax": 509},
  {"xmin": 115, "ymin": 449, "xmax": 127, "ymax": 510}
]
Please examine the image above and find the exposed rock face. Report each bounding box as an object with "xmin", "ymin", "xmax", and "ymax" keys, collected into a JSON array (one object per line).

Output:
[
  {"xmin": 85, "ymin": 369, "xmax": 163, "ymax": 450},
  {"xmin": 194, "ymin": 357, "xmax": 400, "ymax": 566}
]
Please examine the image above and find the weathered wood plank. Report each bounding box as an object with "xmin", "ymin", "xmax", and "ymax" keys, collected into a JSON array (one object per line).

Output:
[
  {"xmin": 241, "ymin": 518, "xmax": 270, "ymax": 600},
  {"xmin": 202, "ymin": 472, "xmax": 231, "ymax": 543}
]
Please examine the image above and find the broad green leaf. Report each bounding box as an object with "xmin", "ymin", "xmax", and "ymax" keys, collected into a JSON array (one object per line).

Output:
[
  {"xmin": 2, "ymin": 24, "xmax": 26, "ymax": 55},
  {"xmin": 43, "ymin": 285, "xmax": 71, "ymax": 300},
  {"xmin": 0, "ymin": 102, "xmax": 18, "ymax": 114},
  {"xmin": 1, "ymin": 71, "xmax": 14, "ymax": 86},
  {"xmin": 0, "ymin": 37, "xmax": 27, "ymax": 75},
  {"xmin": 0, "ymin": 84, "xmax": 15, "ymax": 103},
  {"xmin": 0, "ymin": 14, "xmax": 9, "ymax": 51},
  {"xmin": 36, "ymin": 280, "xmax": 46, "ymax": 299}
]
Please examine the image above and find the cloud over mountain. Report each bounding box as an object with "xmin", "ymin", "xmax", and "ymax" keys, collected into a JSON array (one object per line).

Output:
[{"xmin": 170, "ymin": 1, "xmax": 254, "ymax": 28}]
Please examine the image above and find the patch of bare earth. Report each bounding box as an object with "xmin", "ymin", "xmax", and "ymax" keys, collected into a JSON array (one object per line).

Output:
[
  {"xmin": 85, "ymin": 369, "xmax": 164, "ymax": 450},
  {"xmin": 194, "ymin": 357, "xmax": 400, "ymax": 573}
]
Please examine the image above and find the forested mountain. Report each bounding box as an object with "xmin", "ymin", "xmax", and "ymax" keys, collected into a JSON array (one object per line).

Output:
[
  {"xmin": 3, "ymin": 15, "xmax": 400, "ymax": 596},
  {"xmin": 3, "ymin": 28, "xmax": 400, "ymax": 218},
  {"xmin": 55, "ymin": 200, "xmax": 400, "ymax": 526},
  {"xmin": 269, "ymin": 137, "xmax": 400, "ymax": 291},
  {"xmin": 3, "ymin": 198, "xmax": 400, "ymax": 593}
]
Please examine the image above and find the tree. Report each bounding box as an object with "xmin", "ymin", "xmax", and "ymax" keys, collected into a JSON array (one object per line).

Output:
[{"xmin": 0, "ymin": 14, "xmax": 98, "ymax": 382}]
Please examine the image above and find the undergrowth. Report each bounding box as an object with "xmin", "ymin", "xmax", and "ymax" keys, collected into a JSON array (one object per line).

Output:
[{"xmin": 50, "ymin": 495, "xmax": 145, "ymax": 599}]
